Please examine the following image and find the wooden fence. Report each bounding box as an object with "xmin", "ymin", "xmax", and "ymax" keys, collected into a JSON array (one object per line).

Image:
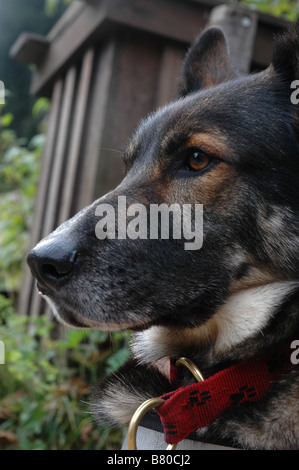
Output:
[{"xmin": 11, "ymin": 0, "xmax": 289, "ymax": 318}]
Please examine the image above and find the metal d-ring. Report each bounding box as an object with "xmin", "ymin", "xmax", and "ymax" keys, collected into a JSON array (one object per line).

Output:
[
  {"xmin": 127, "ymin": 357, "xmax": 204, "ymax": 450},
  {"xmin": 127, "ymin": 397, "xmax": 177, "ymax": 450},
  {"xmin": 175, "ymin": 357, "xmax": 204, "ymax": 382}
]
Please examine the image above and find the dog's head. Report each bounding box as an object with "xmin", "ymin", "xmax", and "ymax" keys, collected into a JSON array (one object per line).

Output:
[{"xmin": 27, "ymin": 26, "xmax": 299, "ymax": 335}]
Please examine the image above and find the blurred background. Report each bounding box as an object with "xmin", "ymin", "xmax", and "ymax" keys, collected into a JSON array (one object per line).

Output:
[{"xmin": 0, "ymin": 0, "xmax": 298, "ymax": 451}]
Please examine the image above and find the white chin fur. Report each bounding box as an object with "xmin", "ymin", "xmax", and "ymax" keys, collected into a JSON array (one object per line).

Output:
[
  {"xmin": 42, "ymin": 294, "xmax": 150, "ymax": 331},
  {"xmin": 132, "ymin": 281, "xmax": 299, "ymax": 364}
]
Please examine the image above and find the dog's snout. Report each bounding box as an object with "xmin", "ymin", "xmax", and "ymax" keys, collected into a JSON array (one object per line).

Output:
[{"xmin": 27, "ymin": 238, "xmax": 78, "ymax": 294}]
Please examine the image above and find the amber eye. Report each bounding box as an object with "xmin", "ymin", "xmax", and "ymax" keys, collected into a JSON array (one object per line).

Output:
[{"xmin": 186, "ymin": 150, "xmax": 212, "ymax": 172}]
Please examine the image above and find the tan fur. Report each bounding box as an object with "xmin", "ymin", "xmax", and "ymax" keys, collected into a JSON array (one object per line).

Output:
[
  {"xmin": 186, "ymin": 132, "xmax": 230, "ymax": 159},
  {"xmin": 133, "ymin": 280, "xmax": 299, "ymax": 364}
]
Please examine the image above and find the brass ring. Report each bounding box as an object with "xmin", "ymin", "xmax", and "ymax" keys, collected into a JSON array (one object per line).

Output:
[
  {"xmin": 127, "ymin": 397, "xmax": 177, "ymax": 450},
  {"xmin": 175, "ymin": 357, "xmax": 204, "ymax": 382}
]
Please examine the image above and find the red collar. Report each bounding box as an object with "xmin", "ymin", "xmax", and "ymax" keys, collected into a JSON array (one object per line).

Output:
[{"xmin": 155, "ymin": 346, "xmax": 294, "ymax": 445}]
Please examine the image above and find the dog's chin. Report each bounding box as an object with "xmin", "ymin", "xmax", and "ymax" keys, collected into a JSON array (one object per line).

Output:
[{"xmin": 41, "ymin": 293, "xmax": 154, "ymax": 332}]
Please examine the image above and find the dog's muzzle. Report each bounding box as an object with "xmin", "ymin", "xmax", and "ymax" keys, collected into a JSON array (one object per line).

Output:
[{"xmin": 27, "ymin": 237, "xmax": 78, "ymax": 295}]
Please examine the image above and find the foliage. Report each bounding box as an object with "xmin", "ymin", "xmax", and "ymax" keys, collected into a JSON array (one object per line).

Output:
[
  {"xmin": 236, "ymin": 0, "xmax": 299, "ymax": 20},
  {"xmin": 0, "ymin": 298, "xmax": 131, "ymax": 450},
  {"xmin": 0, "ymin": 103, "xmax": 44, "ymax": 293}
]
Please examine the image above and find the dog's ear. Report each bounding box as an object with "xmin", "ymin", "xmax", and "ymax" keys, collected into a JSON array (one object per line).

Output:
[{"xmin": 179, "ymin": 26, "xmax": 237, "ymax": 96}]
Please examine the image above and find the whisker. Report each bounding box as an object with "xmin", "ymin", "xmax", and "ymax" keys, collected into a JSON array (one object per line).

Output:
[{"xmin": 101, "ymin": 147, "xmax": 122, "ymax": 154}]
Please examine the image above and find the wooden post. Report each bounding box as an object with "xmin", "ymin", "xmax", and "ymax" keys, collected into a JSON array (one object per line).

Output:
[{"xmin": 209, "ymin": 4, "xmax": 258, "ymax": 75}]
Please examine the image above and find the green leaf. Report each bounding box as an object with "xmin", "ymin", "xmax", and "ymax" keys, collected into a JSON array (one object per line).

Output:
[
  {"xmin": 65, "ymin": 330, "xmax": 86, "ymax": 349},
  {"xmin": 32, "ymin": 98, "xmax": 50, "ymax": 117},
  {"xmin": 106, "ymin": 347, "xmax": 131, "ymax": 375},
  {"xmin": 1, "ymin": 113, "xmax": 13, "ymax": 127}
]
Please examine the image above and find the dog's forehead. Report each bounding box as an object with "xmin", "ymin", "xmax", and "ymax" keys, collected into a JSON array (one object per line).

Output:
[
  {"xmin": 124, "ymin": 72, "xmax": 297, "ymax": 169},
  {"xmin": 124, "ymin": 89, "xmax": 221, "ymax": 165},
  {"xmin": 125, "ymin": 76, "xmax": 252, "ymax": 157}
]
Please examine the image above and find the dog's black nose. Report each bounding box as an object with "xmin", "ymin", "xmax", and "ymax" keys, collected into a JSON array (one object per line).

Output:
[{"xmin": 27, "ymin": 238, "xmax": 78, "ymax": 294}]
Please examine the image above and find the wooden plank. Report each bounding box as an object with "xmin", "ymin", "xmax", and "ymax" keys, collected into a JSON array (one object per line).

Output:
[
  {"xmin": 107, "ymin": 34, "xmax": 162, "ymax": 147},
  {"xmin": 47, "ymin": 1, "xmax": 86, "ymax": 41},
  {"xmin": 9, "ymin": 33, "xmax": 49, "ymax": 65},
  {"xmin": 58, "ymin": 48, "xmax": 94, "ymax": 224},
  {"xmin": 42, "ymin": 66, "xmax": 77, "ymax": 237},
  {"xmin": 30, "ymin": 2, "xmax": 107, "ymax": 97},
  {"xmin": 107, "ymin": 0, "xmax": 208, "ymax": 44},
  {"xmin": 252, "ymin": 22, "xmax": 279, "ymax": 67},
  {"xmin": 156, "ymin": 45, "xmax": 184, "ymax": 108},
  {"xmin": 29, "ymin": 67, "xmax": 77, "ymax": 319},
  {"xmin": 93, "ymin": 33, "xmax": 164, "ymax": 199},
  {"xmin": 74, "ymin": 41, "xmax": 116, "ymax": 211},
  {"xmin": 18, "ymin": 80, "xmax": 63, "ymax": 316},
  {"xmin": 209, "ymin": 4, "xmax": 258, "ymax": 75},
  {"xmin": 31, "ymin": 80, "xmax": 64, "ymax": 247}
]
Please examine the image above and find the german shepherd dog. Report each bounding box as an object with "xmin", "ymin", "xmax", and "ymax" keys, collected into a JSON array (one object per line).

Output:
[{"xmin": 27, "ymin": 24, "xmax": 299, "ymax": 450}]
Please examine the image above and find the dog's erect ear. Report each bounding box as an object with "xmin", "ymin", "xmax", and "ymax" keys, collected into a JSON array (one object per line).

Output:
[{"xmin": 179, "ymin": 27, "xmax": 237, "ymax": 96}]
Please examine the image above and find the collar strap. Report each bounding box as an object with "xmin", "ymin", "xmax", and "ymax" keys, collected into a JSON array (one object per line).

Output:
[{"xmin": 155, "ymin": 346, "xmax": 293, "ymax": 445}]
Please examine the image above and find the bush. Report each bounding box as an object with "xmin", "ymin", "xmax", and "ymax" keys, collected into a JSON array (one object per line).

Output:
[
  {"xmin": 0, "ymin": 297, "xmax": 131, "ymax": 450},
  {"xmin": 0, "ymin": 109, "xmax": 43, "ymax": 293},
  {"xmin": 237, "ymin": 0, "xmax": 298, "ymax": 20}
]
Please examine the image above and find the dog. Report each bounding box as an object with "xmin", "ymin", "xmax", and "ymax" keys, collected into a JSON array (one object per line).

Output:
[{"xmin": 27, "ymin": 23, "xmax": 299, "ymax": 450}]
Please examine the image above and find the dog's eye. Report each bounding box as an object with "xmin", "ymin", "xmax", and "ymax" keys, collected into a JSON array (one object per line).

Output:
[{"xmin": 186, "ymin": 149, "xmax": 212, "ymax": 172}]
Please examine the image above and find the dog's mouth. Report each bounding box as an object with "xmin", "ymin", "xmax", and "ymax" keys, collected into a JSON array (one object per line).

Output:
[
  {"xmin": 41, "ymin": 291, "xmax": 155, "ymax": 332},
  {"xmin": 60, "ymin": 312, "xmax": 89, "ymax": 329}
]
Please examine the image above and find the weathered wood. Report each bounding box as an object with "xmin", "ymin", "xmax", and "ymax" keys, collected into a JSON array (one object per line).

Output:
[
  {"xmin": 59, "ymin": 48, "xmax": 94, "ymax": 224},
  {"xmin": 106, "ymin": 0, "xmax": 208, "ymax": 46},
  {"xmin": 9, "ymin": 32, "xmax": 49, "ymax": 65},
  {"xmin": 30, "ymin": 3, "xmax": 107, "ymax": 97},
  {"xmin": 43, "ymin": 67, "xmax": 77, "ymax": 236},
  {"xmin": 10, "ymin": 0, "xmax": 290, "ymax": 98},
  {"xmin": 18, "ymin": 80, "xmax": 63, "ymax": 316},
  {"xmin": 12, "ymin": 0, "xmax": 208, "ymax": 97},
  {"xmin": 29, "ymin": 68, "xmax": 77, "ymax": 319},
  {"xmin": 31, "ymin": 80, "xmax": 64, "ymax": 246},
  {"xmin": 47, "ymin": 1, "xmax": 86, "ymax": 41},
  {"xmin": 74, "ymin": 41, "xmax": 117, "ymax": 211},
  {"xmin": 209, "ymin": 4, "xmax": 258, "ymax": 75},
  {"xmin": 156, "ymin": 45, "xmax": 184, "ymax": 107},
  {"xmin": 10, "ymin": 0, "xmax": 290, "ymax": 99},
  {"xmin": 252, "ymin": 23, "xmax": 277, "ymax": 68},
  {"xmin": 93, "ymin": 33, "xmax": 163, "ymax": 197}
]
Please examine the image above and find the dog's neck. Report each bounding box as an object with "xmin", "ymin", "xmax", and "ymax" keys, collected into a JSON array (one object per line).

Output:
[{"xmin": 132, "ymin": 280, "xmax": 299, "ymax": 367}]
